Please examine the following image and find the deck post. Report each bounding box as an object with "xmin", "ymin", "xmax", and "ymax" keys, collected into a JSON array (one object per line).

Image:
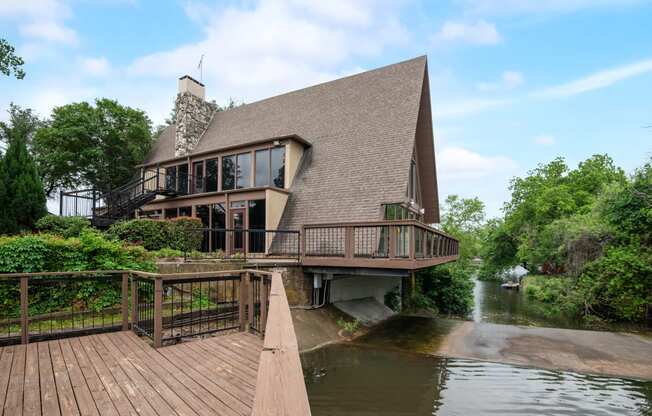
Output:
[
  {"xmin": 388, "ymin": 225, "xmax": 396, "ymax": 258},
  {"xmin": 153, "ymin": 278, "xmax": 163, "ymax": 348},
  {"xmin": 344, "ymin": 226, "xmax": 354, "ymax": 258},
  {"xmin": 131, "ymin": 275, "xmax": 138, "ymax": 330},
  {"xmin": 20, "ymin": 276, "xmax": 28, "ymax": 344},
  {"xmin": 239, "ymin": 272, "xmax": 248, "ymax": 331},
  {"xmin": 301, "ymin": 225, "xmax": 306, "ymax": 257},
  {"xmin": 247, "ymin": 272, "xmax": 254, "ymax": 328},
  {"xmin": 408, "ymin": 224, "xmax": 415, "ymax": 259},
  {"xmin": 121, "ymin": 273, "xmax": 129, "ymax": 331},
  {"xmin": 260, "ymin": 277, "xmax": 268, "ymax": 334}
]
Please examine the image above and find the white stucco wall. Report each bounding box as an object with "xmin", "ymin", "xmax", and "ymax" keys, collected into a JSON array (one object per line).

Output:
[{"xmin": 329, "ymin": 275, "xmax": 401, "ymax": 305}]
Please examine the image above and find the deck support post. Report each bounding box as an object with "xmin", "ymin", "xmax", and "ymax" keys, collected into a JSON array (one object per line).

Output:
[
  {"xmin": 121, "ymin": 273, "xmax": 129, "ymax": 331},
  {"xmin": 20, "ymin": 276, "xmax": 28, "ymax": 344},
  {"xmin": 153, "ymin": 278, "xmax": 163, "ymax": 348},
  {"xmin": 239, "ymin": 272, "xmax": 249, "ymax": 331}
]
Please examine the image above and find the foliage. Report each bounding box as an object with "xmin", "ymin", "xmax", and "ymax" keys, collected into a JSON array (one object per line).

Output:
[
  {"xmin": 0, "ymin": 230, "xmax": 155, "ymax": 316},
  {"xmin": 0, "ymin": 115, "xmax": 47, "ymax": 233},
  {"xmin": 0, "ymin": 104, "xmax": 44, "ymax": 150},
  {"xmin": 35, "ymin": 215, "xmax": 91, "ymax": 238},
  {"xmin": 337, "ymin": 318, "xmax": 360, "ymax": 334},
  {"xmin": 416, "ymin": 265, "xmax": 474, "ymax": 316},
  {"xmin": 106, "ymin": 217, "xmax": 203, "ymax": 252},
  {"xmin": 383, "ymin": 287, "xmax": 401, "ymax": 312},
  {"xmin": 0, "ymin": 38, "xmax": 25, "ymax": 79},
  {"xmin": 32, "ymin": 98, "xmax": 154, "ymax": 196},
  {"xmin": 477, "ymin": 219, "xmax": 518, "ymax": 280},
  {"xmin": 150, "ymin": 247, "xmax": 184, "ymax": 259},
  {"xmin": 440, "ymin": 195, "xmax": 486, "ymax": 265}
]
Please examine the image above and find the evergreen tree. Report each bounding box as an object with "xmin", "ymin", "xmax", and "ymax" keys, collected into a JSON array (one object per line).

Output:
[
  {"xmin": 2, "ymin": 135, "xmax": 47, "ymax": 233},
  {"xmin": 0, "ymin": 152, "xmax": 12, "ymax": 233}
]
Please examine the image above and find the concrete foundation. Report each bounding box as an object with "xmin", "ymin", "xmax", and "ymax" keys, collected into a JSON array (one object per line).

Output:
[{"xmin": 329, "ymin": 275, "xmax": 401, "ymax": 306}]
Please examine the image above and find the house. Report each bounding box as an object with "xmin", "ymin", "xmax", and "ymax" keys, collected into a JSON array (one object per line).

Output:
[{"xmin": 61, "ymin": 56, "xmax": 458, "ymax": 308}]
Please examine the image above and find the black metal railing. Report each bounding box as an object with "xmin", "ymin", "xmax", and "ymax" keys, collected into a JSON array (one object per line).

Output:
[
  {"xmin": 133, "ymin": 275, "xmax": 155, "ymax": 338},
  {"xmin": 192, "ymin": 228, "xmax": 300, "ymax": 260}
]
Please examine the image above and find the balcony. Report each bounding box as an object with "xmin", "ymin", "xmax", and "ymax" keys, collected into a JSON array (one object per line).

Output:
[{"xmin": 301, "ymin": 220, "xmax": 459, "ymax": 270}]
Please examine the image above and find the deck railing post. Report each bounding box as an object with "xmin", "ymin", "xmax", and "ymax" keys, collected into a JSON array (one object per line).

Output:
[
  {"xmin": 239, "ymin": 272, "xmax": 248, "ymax": 331},
  {"xmin": 388, "ymin": 225, "xmax": 396, "ymax": 258},
  {"xmin": 345, "ymin": 226, "xmax": 354, "ymax": 258},
  {"xmin": 153, "ymin": 278, "xmax": 163, "ymax": 348},
  {"xmin": 301, "ymin": 226, "xmax": 306, "ymax": 258},
  {"xmin": 121, "ymin": 272, "xmax": 129, "ymax": 331},
  {"xmin": 260, "ymin": 277, "xmax": 268, "ymax": 334},
  {"xmin": 247, "ymin": 272, "xmax": 254, "ymax": 328},
  {"xmin": 408, "ymin": 224, "xmax": 415, "ymax": 260},
  {"xmin": 131, "ymin": 275, "xmax": 138, "ymax": 331},
  {"xmin": 20, "ymin": 276, "xmax": 28, "ymax": 345}
]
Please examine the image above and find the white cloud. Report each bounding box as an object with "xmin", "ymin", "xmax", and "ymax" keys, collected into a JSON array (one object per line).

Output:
[
  {"xmin": 533, "ymin": 134, "xmax": 555, "ymax": 146},
  {"xmin": 432, "ymin": 20, "xmax": 501, "ymax": 45},
  {"xmin": 433, "ymin": 97, "xmax": 512, "ymax": 119},
  {"xmin": 20, "ymin": 20, "xmax": 78, "ymax": 45},
  {"xmin": 127, "ymin": 0, "xmax": 408, "ymax": 104},
  {"xmin": 476, "ymin": 70, "xmax": 524, "ymax": 91},
  {"xmin": 456, "ymin": 0, "xmax": 645, "ymax": 16},
  {"xmin": 79, "ymin": 56, "xmax": 112, "ymax": 77},
  {"xmin": 532, "ymin": 58, "xmax": 652, "ymax": 98},
  {"xmin": 437, "ymin": 145, "xmax": 518, "ymax": 182}
]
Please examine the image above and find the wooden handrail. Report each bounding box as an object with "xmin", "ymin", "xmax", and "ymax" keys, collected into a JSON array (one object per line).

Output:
[
  {"xmin": 252, "ymin": 272, "xmax": 311, "ymax": 415},
  {"xmin": 303, "ymin": 219, "xmax": 458, "ymax": 241}
]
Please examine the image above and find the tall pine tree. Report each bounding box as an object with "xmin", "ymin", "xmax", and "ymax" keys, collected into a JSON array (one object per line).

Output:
[{"xmin": 1, "ymin": 135, "xmax": 47, "ymax": 233}]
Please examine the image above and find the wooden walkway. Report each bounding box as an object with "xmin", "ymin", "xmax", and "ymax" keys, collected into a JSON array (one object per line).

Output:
[{"xmin": 0, "ymin": 331, "xmax": 263, "ymax": 416}]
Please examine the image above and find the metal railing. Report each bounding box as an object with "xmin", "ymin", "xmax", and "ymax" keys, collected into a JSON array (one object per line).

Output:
[
  {"xmin": 192, "ymin": 228, "xmax": 301, "ymax": 261},
  {"xmin": 302, "ymin": 219, "xmax": 459, "ymax": 265}
]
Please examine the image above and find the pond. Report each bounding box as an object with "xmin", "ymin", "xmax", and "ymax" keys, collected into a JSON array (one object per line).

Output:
[
  {"xmin": 303, "ymin": 278, "xmax": 652, "ymax": 415},
  {"xmin": 303, "ymin": 343, "xmax": 652, "ymax": 416}
]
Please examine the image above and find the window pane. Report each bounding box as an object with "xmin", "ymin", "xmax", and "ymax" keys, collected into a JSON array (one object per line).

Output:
[
  {"xmin": 255, "ymin": 149, "xmax": 270, "ymax": 187},
  {"xmin": 271, "ymin": 146, "xmax": 285, "ymax": 188},
  {"xmin": 166, "ymin": 166, "xmax": 177, "ymax": 190},
  {"xmin": 178, "ymin": 163, "xmax": 189, "ymax": 193},
  {"xmin": 206, "ymin": 159, "xmax": 218, "ymax": 192},
  {"xmin": 193, "ymin": 161, "xmax": 204, "ymax": 193},
  {"xmin": 211, "ymin": 203, "xmax": 226, "ymax": 251},
  {"xmin": 222, "ymin": 155, "xmax": 235, "ymax": 190},
  {"xmin": 165, "ymin": 208, "xmax": 177, "ymax": 219},
  {"xmin": 236, "ymin": 153, "xmax": 251, "ymax": 189},
  {"xmin": 179, "ymin": 206, "xmax": 192, "ymax": 217}
]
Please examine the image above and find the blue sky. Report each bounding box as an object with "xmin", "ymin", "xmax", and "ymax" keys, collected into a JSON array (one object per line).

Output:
[{"xmin": 1, "ymin": 0, "xmax": 651, "ymax": 217}]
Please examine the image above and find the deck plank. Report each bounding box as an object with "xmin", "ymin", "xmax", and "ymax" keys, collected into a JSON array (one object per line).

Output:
[
  {"xmin": 4, "ymin": 344, "xmax": 26, "ymax": 416},
  {"xmin": 185, "ymin": 340, "xmax": 258, "ymax": 389},
  {"xmin": 23, "ymin": 343, "xmax": 41, "ymax": 416},
  {"xmin": 59, "ymin": 338, "xmax": 101, "ymax": 416},
  {"xmin": 0, "ymin": 346, "xmax": 15, "ymax": 416},
  {"xmin": 49, "ymin": 340, "xmax": 81, "ymax": 416},
  {"xmin": 37, "ymin": 342, "xmax": 60, "ymax": 416}
]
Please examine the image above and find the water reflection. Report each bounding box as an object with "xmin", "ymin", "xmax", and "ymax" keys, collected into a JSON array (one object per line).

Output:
[{"xmin": 304, "ymin": 344, "xmax": 652, "ymax": 416}]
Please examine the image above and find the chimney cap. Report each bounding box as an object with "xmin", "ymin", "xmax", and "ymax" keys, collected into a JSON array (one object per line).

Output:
[{"xmin": 178, "ymin": 74, "xmax": 204, "ymax": 87}]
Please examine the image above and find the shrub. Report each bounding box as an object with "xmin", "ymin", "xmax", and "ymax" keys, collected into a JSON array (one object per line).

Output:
[
  {"xmin": 337, "ymin": 318, "xmax": 360, "ymax": 335},
  {"xmin": 384, "ymin": 287, "xmax": 401, "ymax": 312},
  {"xmin": 106, "ymin": 217, "xmax": 203, "ymax": 252},
  {"xmin": 416, "ymin": 265, "xmax": 474, "ymax": 316},
  {"xmin": 35, "ymin": 215, "xmax": 91, "ymax": 237}
]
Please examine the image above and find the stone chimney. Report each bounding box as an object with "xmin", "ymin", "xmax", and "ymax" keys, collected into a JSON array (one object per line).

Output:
[{"xmin": 174, "ymin": 75, "xmax": 217, "ymax": 157}]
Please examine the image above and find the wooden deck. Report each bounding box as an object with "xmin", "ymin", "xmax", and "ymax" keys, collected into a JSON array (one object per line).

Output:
[{"xmin": 0, "ymin": 331, "xmax": 263, "ymax": 416}]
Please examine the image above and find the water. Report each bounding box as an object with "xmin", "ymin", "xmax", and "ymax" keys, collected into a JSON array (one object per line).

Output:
[
  {"xmin": 303, "ymin": 279, "xmax": 652, "ymax": 415},
  {"xmin": 304, "ymin": 344, "xmax": 652, "ymax": 416}
]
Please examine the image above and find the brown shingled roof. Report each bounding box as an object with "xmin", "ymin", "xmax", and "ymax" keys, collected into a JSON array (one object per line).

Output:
[{"xmin": 144, "ymin": 56, "xmax": 439, "ymax": 227}]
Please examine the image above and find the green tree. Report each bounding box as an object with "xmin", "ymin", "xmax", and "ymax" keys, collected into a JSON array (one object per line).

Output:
[
  {"xmin": 1, "ymin": 135, "xmax": 47, "ymax": 233},
  {"xmin": 0, "ymin": 38, "xmax": 25, "ymax": 79},
  {"xmin": 440, "ymin": 195, "xmax": 486, "ymax": 264},
  {"xmin": 33, "ymin": 99, "xmax": 154, "ymax": 195},
  {"xmin": 0, "ymin": 104, "xmax": 43, "ymax": 150}
]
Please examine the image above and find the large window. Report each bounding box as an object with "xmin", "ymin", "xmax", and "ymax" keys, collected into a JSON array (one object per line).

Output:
[
  {"xmin": 236, "ymin": 153, "xmax": 251, "ymax": 189},
  {"xmin": 211, "ymin": 203, "xmax": 226, "ymax": 251},
  {"xmin": 206, "ymin": 158, "xmax": 218, "ymax": 192},
  {"xmin": 255, "ymin": 149, "xmax": 270, "ymax": 187},
  {"xmin": 193, "ymin": 161, "xmax": 204, "ymax": 193},
  {"xmin": 166, "ymin": 166, "xmax": 177, "ymax": 191},
  {"xmin": 178, "ymin": 163, "xmax": 189, "ymax": 193},
  {"xmin": 222, "ymin": 155, "xmax": 235, "ymax": 190},
  {"xmin": 271, "ymin": 146, "xmax": 285, "ymax": 188},
  {"xmin": 179, "ymin": 206, "xmax": 192, "ymax": 217}
]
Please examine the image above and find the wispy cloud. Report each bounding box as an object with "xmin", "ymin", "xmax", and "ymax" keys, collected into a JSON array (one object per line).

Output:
[
  {"xmin": 477, "ymin": 70, "xmax": 524, "ymax": 91},
  {"xmin": 432, "ymin": 20, "xmax": 501, "ymax": 45},
  {"xmin": 437, "ymin": 146, "xmax": 518, "ymax": 180},
  {"xmin": 532, "ymin": 58, "xmax": 652, "ymax": 98},
  {"xmin": 533, "ymin": 134, "xmax": 555, "ymax": 146},
  {"xmin": 455, "ymin": 0, "xmax": 645, "ymax": 16}
]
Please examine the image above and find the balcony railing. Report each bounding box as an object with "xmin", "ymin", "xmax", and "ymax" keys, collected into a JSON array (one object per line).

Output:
[{"xmin": 301, "ymin": 220, "xmax": 458, "ymax": 269}]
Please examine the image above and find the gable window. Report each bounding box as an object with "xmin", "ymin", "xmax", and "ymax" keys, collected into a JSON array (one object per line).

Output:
[
  {"xmin": 255, "ymin": 149, "xmax": 270, "ymax": 187},
  {"xmin": 222, "ymin": 155, "xmax": 236, "ymax": 190},
  {"xmin": 271, "ymin": 146, "xmax": 285, "ymax": 188},
  {"xmin": 236, "ymin": 153, "xmax": 251, "ymax": 189},
  {"xmin": 408, "ymin": 158, "xmax": 417, "ymax": 202},
  {"xmin": 206, "ymin": 158, "xmax": 218, "ymax": 192},
  {"xmin": 193, "ymin": 161, "xmax": 204, "ymax": 193}
]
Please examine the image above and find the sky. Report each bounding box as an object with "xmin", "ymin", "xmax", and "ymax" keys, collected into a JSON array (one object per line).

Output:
[{"xmin": 1, "ymin": 0, "xmax": 651, "ymax": 217}]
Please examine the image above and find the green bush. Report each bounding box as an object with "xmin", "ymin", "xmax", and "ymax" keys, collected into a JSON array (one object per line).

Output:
[
  {"xmin": 35, "ymin": 215, "xmax": 91, "ymax": 237},
  {"xmin": 106, "ymin": 217, "xmax": 203, "ymax": 252},
  {"xmin": 416, "ymin": 265, "xmax": 474, "ymax": 316},
  {"xmin": 384, "ymin": 287, "xmax": 401, "ymax": 312}
]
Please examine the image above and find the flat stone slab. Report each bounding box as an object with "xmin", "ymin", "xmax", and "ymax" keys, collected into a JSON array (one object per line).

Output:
[
  {"xmin": 438, "ymin": 321, "xmax": 652, "ymax": 380},
  {"xmin": 333, "ymin": 297, "xmax": 396, "ymax": 326}
]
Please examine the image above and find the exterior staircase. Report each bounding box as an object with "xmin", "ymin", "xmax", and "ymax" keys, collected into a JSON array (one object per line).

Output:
[{"xmin": 60, "ymin": 168, "xmax": 185, "ymax": 227}]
